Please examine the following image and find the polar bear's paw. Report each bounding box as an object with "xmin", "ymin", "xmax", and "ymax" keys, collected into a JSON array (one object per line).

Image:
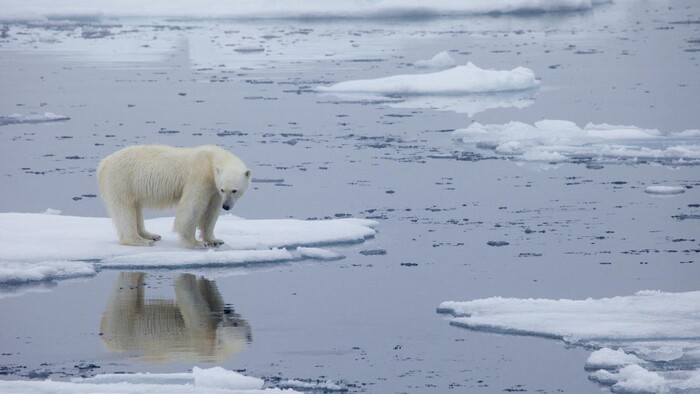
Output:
[
  {"xmin": 141, "ymin": 231, "xmax": 162, "ymax": 241},
  {"xmin": 204, "ymin": 239, "xmax": 225, "ymax": 248}
]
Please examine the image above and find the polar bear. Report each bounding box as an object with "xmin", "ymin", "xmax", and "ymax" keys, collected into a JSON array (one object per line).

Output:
[{"xmin": 97, "ymin": 145, "xmax": 250, "ymax": 248}]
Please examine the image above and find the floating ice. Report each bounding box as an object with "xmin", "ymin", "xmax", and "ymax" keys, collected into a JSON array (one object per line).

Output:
[
  {"xmin": 438, "ymin": 291, "xmax": 700, "ymax": 393},
  {"xmin": 585, "ymin": 348, "xmax": 646, "ymax": 370},
  {"xmin": 644, "ymin": 185, "xmax": 686, "ymax": 195},
  {"xmin": 0, "ymin": 261, "xmax": 96, "ymax": 284},
  {"xmin": 1, "ymin": 0, "xmax": 612, "ymax": 21},
  {"xmin": 0, "ymin": 366, "xmax": 299, "ymax": 393},
  {"xmin": 414, "ymin": 51, "xmax": 456, "ymax": 70},
  {"xmin": 453, "ymin": 120, "xmax": 700, "ymax": 165},
  {"xmin": 0, "ymin": 213, "xmax": 377, "ymax": 283},
  {"xmin": 317, "ymin": 62, "xmax": 539, "ymax": 96},
  {"xmin": 0, "ymin": 112, "xmax": 70, "ymax": 126}
]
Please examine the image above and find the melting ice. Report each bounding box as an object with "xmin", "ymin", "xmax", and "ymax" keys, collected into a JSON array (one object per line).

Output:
[{"xmin": 438, "ymin": 291, "xmax": 700, "ymax": 393}]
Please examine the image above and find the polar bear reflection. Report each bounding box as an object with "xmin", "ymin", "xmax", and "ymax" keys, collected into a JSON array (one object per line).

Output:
[{"xmin": 100, "ymin": 272, "xmax": 251, "ymax": 362}]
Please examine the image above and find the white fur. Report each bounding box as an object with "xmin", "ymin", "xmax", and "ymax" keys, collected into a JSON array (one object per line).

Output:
[{"xmin": 97, "ymin": 145, "xmax": 250, "ymax": 248}]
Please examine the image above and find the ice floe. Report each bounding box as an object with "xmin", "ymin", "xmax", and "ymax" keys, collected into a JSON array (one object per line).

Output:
[
  {"xmin": 317, "ymin": 62, "xmax": 539, "ymax": 96},
  {"xmin": 318, "ymin": 62, "xmax": 539, "ymax": 116},
  {"xmin": 0, "ymin": 366, "xmax": 300, "ymax": 393},
  {"xmin": 0, "ymin": 112, "xmax": 70, "ymax": 126},
  {"xmin": 0, "ymin": 212, "xmax": 377, "ymax": 283},
  {"xmin": 453, "ymin": 120, "xmax": 700, "ymax": 165},
  {"xmin": 1, "ymin": 0, "xmax": 612, "ymax": 21},
  {"xmin": 438, "ymin": 290, "xmax": 700, "ymax": 393}
]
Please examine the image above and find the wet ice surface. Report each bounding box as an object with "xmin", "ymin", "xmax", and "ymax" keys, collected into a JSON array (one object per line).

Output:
[{"xmin": 1, "ymin": 0, "xmax": 700, "ymax": 392}]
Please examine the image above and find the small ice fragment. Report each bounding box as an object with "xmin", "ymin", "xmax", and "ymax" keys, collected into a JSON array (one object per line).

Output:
[
  {"xmin": 644, "ymin": 185, "xmax": 685, "ymax": 195},
  {"xmin": 585, "ymin": 348, "xmax": 645, "ymax": 370}
]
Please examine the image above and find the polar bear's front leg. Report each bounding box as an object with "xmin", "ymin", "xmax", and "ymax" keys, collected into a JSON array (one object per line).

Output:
[
  {"xmin": 200, "ymin": 194, "xmax": 224, "ymax": 247},
  {"xmin": 174, "ymin": 187, "xmax": 209, "ymax": 249}
]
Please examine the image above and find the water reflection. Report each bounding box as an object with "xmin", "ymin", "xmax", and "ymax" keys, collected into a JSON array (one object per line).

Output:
[{"xmin": 100, "ymin": 272, "xmax": 251, "ymax": 362}]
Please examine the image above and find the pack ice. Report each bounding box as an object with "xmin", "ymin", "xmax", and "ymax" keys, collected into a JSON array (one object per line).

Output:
[
  {"xmin": 453, "ymin": 120, "xmax": 700, "ymax": 165},
  {"xmin": 0, "ymin": 212, "xmax": 377, "ymax": 284},
  {"xmin": 438, "ymin": 291, "xmax": 700, "ymax": 393}
]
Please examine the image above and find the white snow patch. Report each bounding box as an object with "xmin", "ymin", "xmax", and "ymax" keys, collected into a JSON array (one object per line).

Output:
[
  {"xmin": 0, "ymin": 213, "xmax": 377, "ymax": 283},
  {"xmin": 0, "ymin": 366, "xmax": 299, "ymax": 393},
  {"xmin": 414, "ymin": 51, "xmax": 456, "ymax": 70},
  {"xmin": 438, "ymin": 291, "xmax": 700, "ymax": 393},
  {"xmin": 42, "ymin": 208, "xmax": 62, "ymax": 215},
  {"xmin": 453, "ymin": 120, "xmax": 700, "ymax": 165},
  {"xmin": 644, "ymin": 185, "xmax": 686, "ymax": 195},
  {"xmin": 0, "ymin": 112, "xmax": 70, "ymax": 126},
  {"xmin": 317, "ymin": 62, "xmax": 539, "ymax": 96},
  {"xmin": 1, "ymin": 0, "xmax": 612, "ymax": 21}
]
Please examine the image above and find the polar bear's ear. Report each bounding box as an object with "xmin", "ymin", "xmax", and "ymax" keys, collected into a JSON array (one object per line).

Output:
[{"xmin": 245, "ymin": 170, "xmax": 251, "ymax": 178}]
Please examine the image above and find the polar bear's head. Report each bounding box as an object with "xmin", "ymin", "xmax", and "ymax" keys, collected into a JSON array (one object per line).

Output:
[{"xmin": 215, "ymin": 167, "xmax": 251, "ymax": 211}]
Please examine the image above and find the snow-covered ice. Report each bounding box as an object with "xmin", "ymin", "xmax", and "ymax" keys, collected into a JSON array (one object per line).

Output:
[
  {"xmin": 0, "ymin": 213, "xmax": 377, "ymax": 282},
  {"xmin": 438, "ymin": 291, "xmax": 700, "ymax": 393},
  {"xmin": 0, "ymin": 261, "xmax": 96, "ymax": 284},
  {"xmin": 453, "ymin": 120, "xmax": 700, "ymax": 165},
  {"xmin": 413, "ymin": 51, "xmax": 456, "ymax": 70},
  {"xmin": 0, "ymin": 112, "xmax": 70, "ymax": 126},
  {"xmin": 0, "ymin": 366, "xmax": 300, "ymax": 393},
  {"xmin": 1, "ymin": 0, "xmax": 612, "ymax": 21},
  {"xmin": 317, "ymin": 62, "xmax": 539, "ymax": 96}
]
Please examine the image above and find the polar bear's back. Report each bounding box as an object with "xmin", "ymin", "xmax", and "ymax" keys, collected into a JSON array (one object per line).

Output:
[{"xmin": 97, "ymin": 145, "xmax": 216, "ymax": 210}]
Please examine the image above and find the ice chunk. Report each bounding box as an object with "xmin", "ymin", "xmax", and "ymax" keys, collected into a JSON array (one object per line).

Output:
[
  {"xmin": 0, "ymin": 213, "xmax": 377, "ymax": 282},
  {"xmin": 586, "ymin": 348, "xmax": 646, "ymax": 370},
  {"xmin": 644, "ymin": 185, "xmax": 686, "ymax": 195},
  {"xmin": 591, "ymin": 365, "xmax": 666, "ymax": 393},
  {"xmin": 317, "ymin": 62, "xmax": 539, "ymax": 95},
  {"xmin": 414, "ymin": 51, "xmax": 456, "ymax": 70},
  {"xmin": 453, "ymin": 120, "xmax": 700, "ymax": 165}
]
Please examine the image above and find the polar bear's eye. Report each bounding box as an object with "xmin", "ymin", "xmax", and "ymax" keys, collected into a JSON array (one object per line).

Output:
[
  {"xmin": 232, "ymin": 190, "xmax": 238, "ymax": 194},
  {"xmin": 220, "ymin": 189, "xmax": 224, "ymax": 193}
]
